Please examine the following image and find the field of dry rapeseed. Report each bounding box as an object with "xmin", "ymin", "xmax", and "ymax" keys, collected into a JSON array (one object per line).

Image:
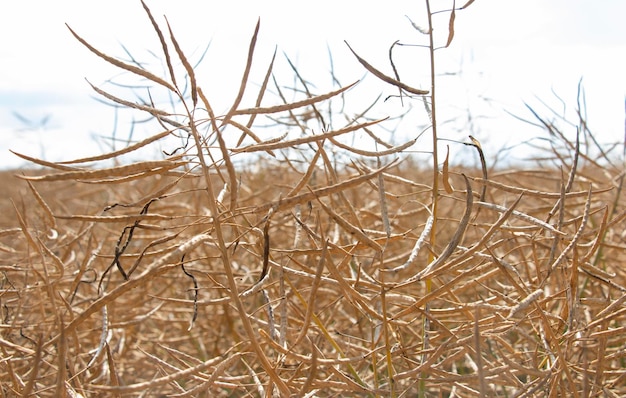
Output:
[{"xmin": 1, "ymin": 1, "xmax": 625, "ymax": 397}]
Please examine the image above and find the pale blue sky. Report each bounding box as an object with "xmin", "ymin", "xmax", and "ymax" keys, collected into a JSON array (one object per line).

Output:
[{"xmin": 1, "ymin": 1, "xmax": 624, "ymax": 169}]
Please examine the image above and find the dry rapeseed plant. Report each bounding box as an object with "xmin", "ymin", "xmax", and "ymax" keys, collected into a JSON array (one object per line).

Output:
[{"xmin": 1, "ymin": 1, "xmax": 625, "ymax": 397}]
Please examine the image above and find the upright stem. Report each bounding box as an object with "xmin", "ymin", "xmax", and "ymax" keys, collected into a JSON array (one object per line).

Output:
[
  {"xmin": 188, "ymin": 116, "xmax": 291, "ymax": 396},
  {"xmin": 426, "ymin": 0, "xmax": 439, "ymax": 234},
  {"xmin": 420, "ymin": 1, "xmax": 438, "ymax": 396}
]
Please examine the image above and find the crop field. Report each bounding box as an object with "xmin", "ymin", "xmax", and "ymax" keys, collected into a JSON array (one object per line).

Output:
[{"xmin": 1, "ymin": 2, "xmax": 625, "ymax": 397}]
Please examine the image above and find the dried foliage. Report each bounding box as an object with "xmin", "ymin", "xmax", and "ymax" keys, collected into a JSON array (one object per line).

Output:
[{"xmin": 1, "ymin": 2, "xmax": 625, "ymax": 397}]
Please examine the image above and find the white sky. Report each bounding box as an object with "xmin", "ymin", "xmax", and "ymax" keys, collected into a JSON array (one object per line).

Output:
[{"xmin": 1, "ymin": 0, "xmax": 625, "ymax": 169}]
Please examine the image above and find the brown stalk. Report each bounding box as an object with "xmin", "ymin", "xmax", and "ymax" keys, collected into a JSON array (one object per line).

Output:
[
  {"xmin": 55, "ymin": 316, "xmax": 67, "ymax": 397},
  {"xmin": 10, "ymin": 150, "xmax": 83, "ymax": 171},
  {"xmin": 445, "ymin": 0, "xmax": 457, "ymax": 48},
  {"xmin": 66, "ymin": 24, "xmax": 177, "ymax": 92},
  {"xmin": 244, "ymin": 48, "xmax": 277, "ymax": 131},
  {"xmin": 592, "ymin": 293, "xmax": 626, "ymax": 325},
  {"xmin": 46, "ymin": 233, "xmax": 212, "ymax": 347},
  {"xmin": 12, "ymin": 199, "xmax": 39, "ymax": 254},
  {"xmin": 319, "ymin": 144, "xmax": 364, "ymax": 232},
  {"xmin": 257, "ymin": 329, "xmax": 386, "ymax": 365},
  {"xmin": 345, "ymin": 41, "xmax": 429, "ymax": 96},
  {"xmin": 379, "ymin": 271, "xmax": 395, "ymax": 396},
  {"xmin": 86, "ymin": 81, "xmax": 170, "ymax": 124},
  {"xmin": 17, "ymin": 158, "xmax": 184, "ymax": 182},
  {"xmin": 298, "ymin": 338, "xmax": 318, "ymax": 396},
  {"xmin": 328, "ymin": 135, "xmax": 417, "ymax": 157},
  {"xmin": 172, "ymin": 353, "xmax": 244, "ymax": 397},
  {"xmin": 278, "ymin": 256, "xmax": 370, "ymax": 387},
  {"xmin": 268, "ymin": 73, "xmax": 309, "ymax": 134},
  {"xmin": 89, "ymin": 354, "xmax": 237, "ymax": 393},
  {"xmin": 442, "ymin": 145, "xmax": 454, "ymax": 194},
  {"xmin": 25, "ymin": 180, "xmax": 56, "ymax": 230},
  {"xmin": 165, "ymin": 17, "xmax": 197, "ymax": 106},
  {"xmin": 292, "ymin": 240, "xmax": 328, "ymax": 347},
  {"xmin": 54, "ymin": 213, "xmax": 176, "ymax": 223},
  {"xmin": 283, "ymin": 52, "xmax": 327, "ymax": 127},
  {"xmin": 59, "ymin": 128, "xmax": 175, "ymax": 164},
  {"xmin": 547, "ymin": 178, "xmax": 567, "ymax": 266},
  {"xmin": 202, "ymin": 20, "xmax": 262, "ymax": 212},
  {"xmin": 233, "ymin": 81, "xmax": 358, "ymax": 115},
  {"xmin": 475, "ymin": 201, "xmax": 564, "ymax": 235},
  {"xmin": 392, "ymin": 340, "xmax": 451, "ymax": 381},
  {"xmin": 181, "ymin": 259, "xmax": 198, "ymax": 331},
  {"xmin": 316, "ymin": 198, "xmax": 383, "ymax": 252},
  {"xmin": 259, "ymin": 215, "xmax": 272, "ymax": 282},
  {"xmin": 467, "ymin": 135, "xmax": 487, "ymax": 201},
  {"xmin": 534, "ymin": 305, "xmax": 580, "ymax": 397},
  {"xmin": 384, "ymin": 214, "xmax": 433, "ymax": 273},
  {"xmin": 105, "ymin": 344, "xmax": 122, "ymax": 394},
  {"xmin": 197, "ymin": 87, "xmax": 239, "ymax": 212},
  {"xmin": 222, "ymin": 18, "xmax": 260, "ymax": 124},
  {"xmin": 37, "ymin": 237, "xmax": 65, "ymax": 278},
  {"xmin": 473, "ymin": 306, "xmax": 488, "ymax": 397},
  {"xmin": 378, "ymin": 159, "xmax": 391, "ymax": 239},
  {"xmin": 409, "ymin": 174, "xmax": 473, "ymax": 281},
  {"xmin": 286, "ymin": 144, "xmax": 323, "ymax": 197},
  {"xmin": 78, "ymin": 164, "xmax": 188, "ymax": 184},
  {"xmin": 233, "ymin": 117, "xmax": 387, "ymax": 154},
  {"xmin": 228, "ymin": 118, "xmax": 279, "ymax": 156},
  {"xmin": 252, "ymin": 158, "xmax": 398, "ymax": 214},
  {"xmin": 393, "ymin": 192, "xmax": 523, "ymax": 295},
  {"xmin": 542, "ymin": 186, "xmax": 593, "ymax": 285},
  {"xmin": 389, "ymin": 40, "xmax": 404, "ymax": 104},
  {"xmin": 193, "ymin": 81, "xmax": 291, "ymax": 396},
  {"xmin": 362, "ymin": 124, "xmax": 394, "ymax": 148},
  {"xmin": 22, "ymin": 335, "xmax": 43, "ymax": 397},
  {"xmin": 141, "ymin": 1, "xmax": 176, "ymax": 87},
  {"xmin": 469, "ymin": 176, "xmax": 612, "ymax": 198},
  {"xmin": 322, "ymin": 249, "xmax": 383, "ymax": 321}
]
